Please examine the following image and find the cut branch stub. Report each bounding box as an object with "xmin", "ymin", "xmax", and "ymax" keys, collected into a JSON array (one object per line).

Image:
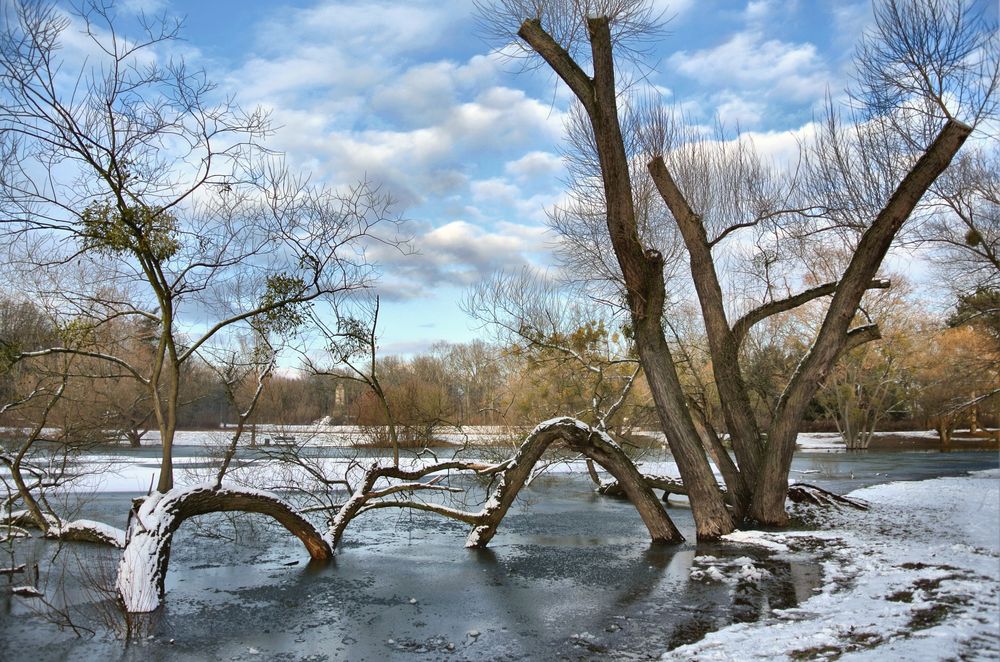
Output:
[
  {"xmin": 116, "ymin": 483, "xmax": 331, "ymax": 613},
  {"xmin": 465, "ymin": 417, "xmax": 684, "ymax": 548}
]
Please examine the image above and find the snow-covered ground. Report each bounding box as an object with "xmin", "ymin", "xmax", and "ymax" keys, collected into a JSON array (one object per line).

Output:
[{"xmin": 663, "ymin": 469, "xmax": 1000, "ymax": 661}]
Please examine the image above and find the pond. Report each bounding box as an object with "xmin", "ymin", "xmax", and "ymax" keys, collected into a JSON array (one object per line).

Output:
[{"xmin": 1, "ymin": 448, "xmax": 997, "ymax": 660}]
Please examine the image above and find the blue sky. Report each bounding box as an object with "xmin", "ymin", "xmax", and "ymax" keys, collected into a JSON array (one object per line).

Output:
[{"xmin": 111, "ymin": 0, "xmax": 989, "ymax": 354}]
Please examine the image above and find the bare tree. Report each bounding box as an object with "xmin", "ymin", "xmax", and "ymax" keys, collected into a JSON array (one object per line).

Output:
[
  {"xmin": 924, "ymin": 148, "xmax": 1000, "ymax": 294},
  {"xmin": 0, "ymin": 1, "xmax": 401, "ymax": 493},
  {"xmin": 301, "ymin": 295, "xmax": 406, "ymax": 465},
  {"xmin": 464, "ymin": 269, "xmax": 644, "ymax": 433},
  {"xmin": 478, "ymin": 0, "xmax": 988, "ymax": 535},
  {"xmin": 0, "ymin": 0, "xmax": 407, "ymax": 614}
]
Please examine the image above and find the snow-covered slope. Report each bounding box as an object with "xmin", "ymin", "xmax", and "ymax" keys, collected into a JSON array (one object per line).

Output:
[{"xmin": 663, "ymin": 469, "xmax": 1000, "ymax": 661}]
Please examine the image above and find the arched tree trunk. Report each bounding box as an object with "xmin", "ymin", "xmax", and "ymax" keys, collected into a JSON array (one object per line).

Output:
[
  {"xmin": 466, "ymin": 417, "xmax": 683, "ymax": 548},
  {"xmin": 116, "ymin": 484, "xmax": 331, "ymax": 613}
]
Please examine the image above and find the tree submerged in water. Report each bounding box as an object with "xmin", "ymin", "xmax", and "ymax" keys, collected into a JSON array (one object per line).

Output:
[
  {"xmin": 0, "ymin": 0, "xmax": 996, "ymax": 620},
  {"xmin": 474, "ymin": 0, "xmax": 993, "ymax": 536}
]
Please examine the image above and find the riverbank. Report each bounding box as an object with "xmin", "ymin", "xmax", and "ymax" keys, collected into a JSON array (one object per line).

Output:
[{"xmin": 663, "ymin": 469, "xmax": 1000, "ymax": 661}]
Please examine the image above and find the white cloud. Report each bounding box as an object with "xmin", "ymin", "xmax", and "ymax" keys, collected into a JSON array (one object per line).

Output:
[
  {"xmin": 648, "ymin": 0, "xmax": 697, "ymax": 22},
  {"xmin": 504, "ymin": 151, "xmax": 565, "ymax": 181},
  {"xmin": 831, "ymin": 2, "xmax": 874, "ymax": 55},
  {"xmin": 470, "ymin": 178, "xmax": 521, "ymax": 206},
  {"xmin": 118, "ymin": 0, "xmax": 167, "ymax": 13},
  {"xmin": 369, "ymin": 219, "xmax": 550, "ymax": 299},
  {"xmin": 738, "ymin": 121, "xmax": 818, "ymax": 171},
  {"xmin": 669, "ymin": 31, "xmax": 830, "ymax": 102},
  {"xmin": 744, "ymin": 0, "xmax": 774, "ymax": 22},
  {"xmin": 715, "ymin": 94, "xmax": 766, "ymax": 128},
  {"xmin": 252, "ymin": 1, "xmax": 464, "ymax": 59},
  {"xmin": 261, "ymin": 83, "xmax": 564, "ymax": 206}
]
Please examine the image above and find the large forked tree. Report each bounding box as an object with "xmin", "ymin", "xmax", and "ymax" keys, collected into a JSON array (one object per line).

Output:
[
  {"xmin": 0, "ymin": 1, "xmax": 399, "ymax": 493},
  {"xmin": 481, "ymin": 0, "xmax": 993, "ymax": 537}
]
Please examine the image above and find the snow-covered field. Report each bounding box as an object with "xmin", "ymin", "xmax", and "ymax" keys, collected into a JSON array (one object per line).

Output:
[{"xmin": 663, "ymin": 469, "xmax": 1000, "ymax": 661}]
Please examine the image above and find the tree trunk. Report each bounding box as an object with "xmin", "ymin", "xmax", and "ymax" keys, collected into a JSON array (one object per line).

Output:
[
  {"xmin": 466, "ymin": 417, "xmax": 683, "ymax": 547},
  {"xmin": 516, "ymin": 16, "xmax": 735, "ymax": 540},
  {"xmin": 750, "ymin": 119, "xmax": 971, "ymax": 526},
  {"xmin": 634, "ymin": 324, "xmax": 735, "ymax": 538},
  {"xmin": 646, "ymin": 157, "xmax": 764, "ymax": 484},
  {"xmin": 117, "ymin": 484, "xmax": 331, "ymax": 613}
]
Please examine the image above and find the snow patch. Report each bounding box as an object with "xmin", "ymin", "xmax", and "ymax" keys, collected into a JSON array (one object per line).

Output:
[
  {"xmin": 663, "ymin": 469, "xmax": 1000, "ymax": 661},
  {"xmin": 720, "ymin": 530, "xmax": 790, "ymax": 553}
]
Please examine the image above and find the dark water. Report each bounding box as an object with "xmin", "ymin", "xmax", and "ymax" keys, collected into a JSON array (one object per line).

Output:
[{"xmin": 1, "ymin": 449, "xmax": 996, "ymax": 661}]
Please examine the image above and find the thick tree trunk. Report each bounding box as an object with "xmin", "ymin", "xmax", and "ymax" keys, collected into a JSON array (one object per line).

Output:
[
  {"xmin": 466, "ymin": 417, "xmax": 683, "ymax": 547},
  {"xmin": 516, "ymin": 17, "xmax": 735, "ymax": 540},
  {"xmin": 634, "ymin": 324, "xmax": 736, "ymax": 538},
  {"xmin": 647, "ymin": 157, "xmax": 763, "ymax": 487},
  {"xmin": 750, "ymin": 119, "xmax": 972, "ymax": 525},
  {"xmin": 117, "ymin": 484, "xmax": 331, "ymax": 613}
]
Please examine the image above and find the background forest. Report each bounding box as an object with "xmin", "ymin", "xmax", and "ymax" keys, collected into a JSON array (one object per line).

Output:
[{"xmin": 2, "ymin": 284, "xmax": 996, "ymax": 446}]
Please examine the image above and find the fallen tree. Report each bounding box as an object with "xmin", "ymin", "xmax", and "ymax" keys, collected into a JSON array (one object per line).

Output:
[
  {"xmin": 326, "ymin": 417, "xmax": 682, "ymax": 548},
  {"xmin": 597, "ymin": 477, "xmax": 868, "ymax": 511},
  {"xmin": 2, "ymin": 511, "xmax": 126, "ymax": 547},
  {"xmin": 116, "ymin": 484, "xmax": 332, "ymax": 613},
  {"xmin": 465, "ymin": 417, "xmax": 682, "ymax": 546}
]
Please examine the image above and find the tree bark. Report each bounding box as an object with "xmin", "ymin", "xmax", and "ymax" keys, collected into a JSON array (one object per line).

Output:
[
  {"xmin": 466, "ymin": 417, "xmax": 683, "ymax": 547},
  {"xmin": 517, "ymin": 17, "xmax": 734, "ymax": 539},
  {"xmin": 647, "ymin": 157, "xmax": 761, "ymax": 515},
  {"xmin": 117, "ymin": 484, "xmax": 331, "ymax": 613},
  {"xmin": 751, "ymin": 119, "xmax": 972, "ymax": 525}
]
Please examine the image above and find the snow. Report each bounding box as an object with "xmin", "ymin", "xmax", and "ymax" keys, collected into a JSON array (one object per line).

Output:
[
  {"xmin": 795, "ymin": 432, "xmax": 847, "ymax": 451},
  {"xmin": 11, "ymin": 585, "xmax": 44, "ymax": 598},
  {"xmin": 720, "ymin": 530, "xmax": 791, "ymax": 553},
  {"xmin": 117, "ymin": 482, "xmax": 315, "ymax": 613},
  {"xmin": 46, "ymin": 518, "xmax": 126, "ymax": 548},
  {"xmin": 662, "ymin": 469, "xmax": 1000, "ymax": 661},
  {"xmin": 690, "ymin": 556, "xmax": 773, "ymax": 584}
]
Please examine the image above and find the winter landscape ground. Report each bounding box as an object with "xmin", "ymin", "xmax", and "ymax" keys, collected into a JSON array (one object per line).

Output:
[
  {"xmin": 665, "ymin": 468, "xmax": 1000, "ymax": 661},
  {"xmin": 1, "ymin": 432, "xmax": 997, "ymax": 661}
]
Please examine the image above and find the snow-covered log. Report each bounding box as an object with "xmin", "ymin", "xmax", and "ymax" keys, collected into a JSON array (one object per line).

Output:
[
  {"xmin": 1, "ymin": 509, "xmax": 60, "ymax": 529},
  {"xmin": 597, "ymin": 474, "xmax": 704, "ymax": 498},
  {"xmin": 45, "ymin": 520, "xmax": 126, "ymax": 548},
  {"xmin": 1, "ymin": 510, "xmax": 125, "ymax": 547},
  {"xmin": 466, "ymin": 417, "xmax": 683, "ymax": 547},
  {"xmin": 116, "ymin": 483, "xmax": 331, "ymax": 613},
  {"xmin": 328, "ymin": 419, "xmax": 683, "ymax": 551},
  {"xmin": 598, "ymin": 477, "xmax": 867, "ymax": 512},
  {"xmin": 11, "ymin": 585, "xmax": 44, "ymax": 598},
  {"xmin": 786, "ymin": 483, "xmax": 869, "ymax": 510}
]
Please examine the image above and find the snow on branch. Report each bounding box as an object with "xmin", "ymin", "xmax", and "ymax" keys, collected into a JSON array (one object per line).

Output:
[{"xmin": 117, "ymin": 483, "xmax": 331, "ymax": 613}]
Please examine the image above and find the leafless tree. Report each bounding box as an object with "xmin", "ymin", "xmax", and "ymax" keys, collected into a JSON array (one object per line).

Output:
[
  {"xmin": 477, "ymin": 0, "xmax": 987, "ymax": 536},
  {"xmin": 0, "ymin": 0, "xmax": 401, "ymax": 493},
  {"xmin": 300, "ymin": 295, "xmax": 407, "ymax": 465},
  {"xmin": 924, "ymin": 147, "xmax": 999, "ymax": 294},
  {"xmin": 464, "ymin": 268, "xmax": 643, "ymax": 433},
  {"xmin": 0, "ymin": 0, "xmax": 407, "ymax": 615}
]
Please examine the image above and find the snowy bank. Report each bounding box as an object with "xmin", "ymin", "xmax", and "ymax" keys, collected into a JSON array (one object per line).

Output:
[{"xmin": 662, "ymin": 469, "xmax": 1000, "ymax": 661}]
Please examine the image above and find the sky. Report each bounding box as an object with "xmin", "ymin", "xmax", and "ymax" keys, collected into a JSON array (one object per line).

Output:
[{"xmin": 103, "ymin": 0, "xmax": 991, "ymax": 355}]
